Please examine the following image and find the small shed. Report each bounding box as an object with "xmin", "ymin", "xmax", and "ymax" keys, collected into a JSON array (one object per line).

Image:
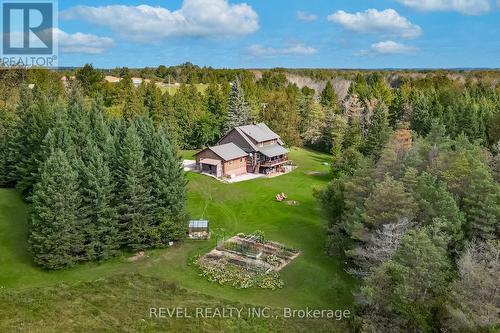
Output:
[{"xmin": 188, "ymin": 220, "xmax": 210, "ymax": 240}]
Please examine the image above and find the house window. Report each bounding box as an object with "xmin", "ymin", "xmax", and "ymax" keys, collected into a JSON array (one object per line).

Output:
[
  {"xmin": 240, "ymin": 158, "xmax": 243, "ymax": 163},
  {"xmin": 229, "ymin": 161, "xmax": 233, "ymax": 165}
]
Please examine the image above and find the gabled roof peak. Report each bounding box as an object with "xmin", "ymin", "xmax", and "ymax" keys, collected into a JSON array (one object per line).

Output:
[{"xmin": 237, "ymin": 123, "xmax": 280, "ymax": 142}]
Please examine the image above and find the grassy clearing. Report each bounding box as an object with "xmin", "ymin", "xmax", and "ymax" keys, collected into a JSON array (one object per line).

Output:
[
  {"xmin": 0, "ymin": 148, "xmax": 356, "ymax": 331},
  {"xmin": 157, "ymin": 83, "xmax": 209, "ymax": 95},
  {"xmin": 0, "ymin": 274, "xmax": 352, "ymax": 332}
]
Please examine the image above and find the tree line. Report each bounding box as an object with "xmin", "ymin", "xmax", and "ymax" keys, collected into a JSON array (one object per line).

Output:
[
  {"xmin": 317, "ymin": 123, "xmax": 499, "ymax": 331},
  {"xmin": 0, "ymin": 83, "xmax": 186, "ymax": 269}
]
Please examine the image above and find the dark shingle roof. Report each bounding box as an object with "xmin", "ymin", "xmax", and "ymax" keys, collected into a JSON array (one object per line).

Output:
[
  {"xmin": 259, "ymin": 144, "xmax": 289, "ymax": 158},
  {"xmin": 237, "ymin": 123, "xmax": 280, "ymax": 142},
  {"xmin": 209, "ymin": 143, "xmax": 247, "ymax": 161}
]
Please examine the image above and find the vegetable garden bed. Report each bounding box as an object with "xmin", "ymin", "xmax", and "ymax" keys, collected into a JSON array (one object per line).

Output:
[{"xmin": 197, "ymin": 234, "xmax": 300, "ymax": 289}]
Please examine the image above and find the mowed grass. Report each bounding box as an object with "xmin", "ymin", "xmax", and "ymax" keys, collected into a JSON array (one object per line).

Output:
[{"xmin": 0, "ymin": 148, "xmax": 355, "ymax": 314}]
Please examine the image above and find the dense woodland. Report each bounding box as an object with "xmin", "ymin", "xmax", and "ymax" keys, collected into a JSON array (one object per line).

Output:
[{"xmin": 0, "ymin": 65, "xmax": 499, "ymax": 332}]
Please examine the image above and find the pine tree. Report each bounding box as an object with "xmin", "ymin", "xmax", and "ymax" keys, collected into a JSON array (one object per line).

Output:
[
  {"xmin": 205, "ymin": 82, "xmax": 227, "ymax": 134},
  {"xmin": 29, "ymin": 149, "xmax": 83, "ymax": 269},
  {"xmin": 413, "ymin": 172, "xmax": 465, "ymax": 245},
  {"xmin": 462, "ymin": 162, "xmax": 499, "ymax": 240},
  {"xmin": 224, "ymin": 76, "xmax": 250, "ymax": 133},
  {"xmin": 122, "ymin": 88, "xmax": 144, "ymax": 122},
  {"xmin": 78, "ymin": 143, "xmax": 119, "ymax": 260},
  {"xmin": 0, "ymin": 108, "xmax": 17, "ymax": 187},
  {"xmin": 150, "ymin": 126, "xmax": 186, "ymax": 220},
  {"xmin": 41, "ymin": 106, "xmax": 75, "ymax": 159},
  {"xmin": 362, "ymin": 176, "xmax": 418, "ymax": 231},
  {"xmin": 362, "ymin": 102, "xmax": 391, "ymax": 158},
  {"xmin": 67, "ymin": 83, "xmax": 91, "ymax": 153},
  {"xmin": 320, "ymin": 81, "xmax": 338, "ymax": 109},
  {"xmin": 16, "ymin": 91, "xmax": 54, "ymax": 199},
  {"xmin": 148, "ymin": 126, "xmax": 187, "ymax": 243},
  {"xmin": 143, "ymin": 83, "xmax": 164, "ymax": 125},
  {"xmin": 115, "ymin": 123, "xmax": 154, "ymax": 250}
]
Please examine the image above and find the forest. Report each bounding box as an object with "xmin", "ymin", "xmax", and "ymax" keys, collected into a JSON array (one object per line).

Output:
[{"xmin": 0, "ymin": 64, "xmax": 499, "ymax": 332}]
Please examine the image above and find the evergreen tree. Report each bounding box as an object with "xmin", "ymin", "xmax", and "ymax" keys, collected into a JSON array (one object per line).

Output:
[
  {"xmin": 142, "ymin": 83, "xmax": 164, "ymax": 125},
  {"xmin": 16, "ymin": 91, "xmax": 54, "ymax": 199},
  {"xmin": 149, "ymin": 126, "xmax": 187, "ymax": 243},
  {"xmin": 462, "ymin": 162, "xmax": 499, "ymax": 240},
  {"xmin": 0, "ymin": 108, "xmax": 17, "ymax": 187},
  {"xmin": 260, "ymin": 90, "xmax": 301, "ymax": 146},
  {"xmin": 224, "ymin": 76, "xmax": 250, "ymax": 133},
  {"xmin": 75, "ymin": 63, "xmax": 104, "ymax": 97},
  {"xmin": 122, "ymin": 88, "xmax": 144, "ymax": 122},
  {"xmin": 67, "ymin": 83, "xmax": 91, "ymax": 153},
  {"xmin": 413, "ymin": 172, "xmax": 465, "ymax": 246},
  {"xmin": 362, "ymin": 102, "xmax": 391, "ymax": 158},
  {"xmin": 320, "ymin": 81, "xmax": 338, "ymax": 109},
  {"xmin": 361, "ymin": 229, "xmax": 451, "ymax": 332},
  {"xmin": 115, "ymin": 123, "xmax": 154, "ymax": 250},
  {"xmin": 78, "ymin": 143, "xmax": 119, "ymax": 260},
  {"xmin": 205, "ymin": 82, "xmax": 227, "ymax": 134},
  {"xmin": 29, "ymin": 149, "xmax": 83, "ymax": 269},
  {"xmin": 361, "ymin": 176, "xmax": 418, "ymax": 231}
]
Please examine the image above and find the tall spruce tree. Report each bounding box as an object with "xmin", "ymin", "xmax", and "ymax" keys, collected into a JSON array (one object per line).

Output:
[
  {"xmin": 115, "ymin": 123, "xmax": 155, "ymax": 250},
  {"xmin": 0, "ymin": 108, "xmax": 17, "ymax": 187},
  {"xmin": 29, "ymin": 149, "xmax": 83, "ymax": 269},
  {"xmin": 78, "ymin": 143, "xmax": 119, "ymax": 260},
  {"xmin": 150, "ymin": 126, "xmax": 186, "ymax": 221},
  {"xmin": 16, "ymin": 90, "xmax": 54, "ymax": 199},
  {"xmin": 224, "ymin": 76, "xmax": 250, "ymax": 133}
]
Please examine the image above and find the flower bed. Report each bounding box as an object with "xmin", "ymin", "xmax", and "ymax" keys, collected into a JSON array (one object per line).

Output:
[{"xmin": 198, "ymin": 256, "xmax": 284, "ymax": 290}]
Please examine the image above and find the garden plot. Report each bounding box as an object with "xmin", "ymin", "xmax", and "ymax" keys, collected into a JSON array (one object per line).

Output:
[{"xmin": 197, "ymin": 234, "xmax": 300, "ymax": 290}]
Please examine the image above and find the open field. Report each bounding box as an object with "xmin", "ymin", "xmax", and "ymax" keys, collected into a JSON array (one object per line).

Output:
[
  {"xmin": 157, "ymin": 83, "xmax": 209, "ymax": 95},
  {"xmin": 0, "ymin": 148, "xmax": 356, "ymax": 331}
]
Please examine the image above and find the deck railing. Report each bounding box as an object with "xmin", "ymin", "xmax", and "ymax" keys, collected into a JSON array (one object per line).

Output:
[{"xmin": 260, "ymin": 156, "xmax": 288, "ymax": 167}]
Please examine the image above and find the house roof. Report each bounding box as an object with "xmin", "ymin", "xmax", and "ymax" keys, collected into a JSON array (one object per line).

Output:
[
  {"xmin": 237, "ymin": 123, "xmax": 280, "ymax": 143},
  {"xmin": 259, "ymin": 144, "xmax": 289, "ymax": 158},
  {"xmin": 189, "ymin": 220, "xmax": 208, "ymax": 228},
  {"xmin": 196, "ymin": 142, "xmax": 247, "ymax": 162},
  {"xmin": 234, "ymin": 127, "xmax": 258, "ymax": 152}
]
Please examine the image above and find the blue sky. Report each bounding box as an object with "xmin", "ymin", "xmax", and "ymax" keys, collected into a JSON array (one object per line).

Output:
[{"xmin": 56, "ymin": 0, "xmax": 500, "ymax": 68}]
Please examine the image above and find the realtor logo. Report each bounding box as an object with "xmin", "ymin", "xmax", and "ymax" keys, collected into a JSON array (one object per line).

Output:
[{"xmin": 1, "ymin": 0, "xmax": 58, "ymax": 66}]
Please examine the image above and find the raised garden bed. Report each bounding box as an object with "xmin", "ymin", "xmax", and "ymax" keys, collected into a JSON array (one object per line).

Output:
[{"xmin": 197, "ymin": 234, "xmax": 300, "ymax": 289}]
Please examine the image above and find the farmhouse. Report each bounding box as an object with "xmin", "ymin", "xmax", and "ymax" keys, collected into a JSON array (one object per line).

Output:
[{"xmin": 195, "ymin": 123, "xmax": 289, "ymax": 179}]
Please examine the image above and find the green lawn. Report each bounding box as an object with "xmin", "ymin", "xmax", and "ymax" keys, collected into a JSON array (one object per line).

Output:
[{"xmin": 0, "ymin": 148, "xmax": 356, "ymax": 330}]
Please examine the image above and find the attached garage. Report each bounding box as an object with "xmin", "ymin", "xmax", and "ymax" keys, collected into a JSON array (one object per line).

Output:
[{"xmin": 194, "ymin": 143, "xmax": 248, "ymax": 179}]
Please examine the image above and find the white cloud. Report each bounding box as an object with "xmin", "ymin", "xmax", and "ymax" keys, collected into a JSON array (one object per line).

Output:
[
  {"xmin": 397, "ymin": 0, "xmax": 492, "ymax": 15},
  {"xmin": 327, "ymin": 9, "xmax": 422, "ymax": 38},
  {"xmin": 248, "ymin": 43, "xmax": 318, "ymax": 57},
  {"xmin": 297, "ymin": 11, "xmax": 317, "ymax": 21},
  {"xmin": 43, "ymin": 28, "xmax": 113, "ymax": 54},
  {"xmin": 370, "ymin": 40, "xmax": 419, "ymax": 54},
  {"xmin": 60, "ymin": 0, "xmax": 259, "ymax": 42}
]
